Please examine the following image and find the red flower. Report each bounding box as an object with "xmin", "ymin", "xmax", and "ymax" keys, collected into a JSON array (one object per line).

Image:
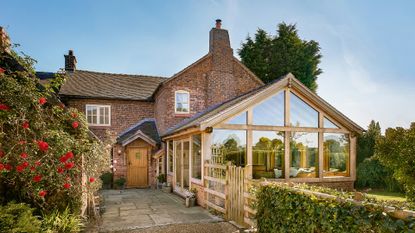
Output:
[
  {"xmin": 22, "ymin": 161, "xmax": 29, "ymax": 168},
  {"xmin": 33, "ymin": 175, "xmax": 42, "ymax": 182},
  {"xmin": 4, "ymin": 164, "xmax": 12, "ymax": 171},
  {"xmin": 59, "ymin": 103, "xmax": 65, "ymax": 109},
  {"xmin": 0, "ymin": 104, "xmax": 10, "ymax": 111},
  {"xmin": 22, "ymin": 121, "xmax": 30, "ymax": 129},
  {"xmin": 89, "ymin": 177, "xmax": 95, "ymax": 183},
  {"xmin": 38, "ymin": 97, "xmax": 47, "ymax": 105},
  {"xmin": 57, "ymin": 167, "xmax": 64, "ymax": 173},
  {"xmin": 35, "ymin": 161, "xmax": 42, "ymax": 166},
  {"xmin": 71, "ymin": 112, "xmax": 78, "ymax": 118},
  {"xmin": 64, "ymin": 162, "xmax": 74, "ymax": 170},
  {"xmin": 20, "ymin": 152, "xmax": 28, "ymax": 159},
  {"xmin": 0, "ymin": 164, "xmax": 4, "ymax": 171},
  {"xmin": 59, "ymin": 155, "xmax": 68, "ymax": 163},
  {"xmin": 0, "ymin": 67, "xmax": 5, "ymax": 73},
  {"xmin": 0, "ymin": 150, "xmax": 4, "ymax": 158},
  {"xmin": 63, "ymin": 183, "xmax": 71, "ymax": 189},
  {"xmin": 16, "ymin": 165, "xmax": 24, "ymax": 172},
  {"xmin": 38, "ymin": 190, "xmax": 47, "ymax": 197},
  {"xmin": 30, "ymin": 166, "xmax": 36, "ymax": 171},
  {"xmin": 37, "ymin": 141, "xmax": 48, "ymax": 152},
  {"xmin": 72, "ymin": 121, "xmax": 79, "ymax": 129},
  {"xmin": 65, "ymin": 151, "xmax": 74, "ymax": 159}
]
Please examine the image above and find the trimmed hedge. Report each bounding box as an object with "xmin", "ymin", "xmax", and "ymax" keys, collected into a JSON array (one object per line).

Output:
[{"xmin": 255, "ymin": 183, "xmax": 415, "ymax": 233}]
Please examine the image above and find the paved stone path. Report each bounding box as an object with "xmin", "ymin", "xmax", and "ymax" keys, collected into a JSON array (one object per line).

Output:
[{"xmin": 99, "ymin": 189, "xmax": 222, "ymax": 232}]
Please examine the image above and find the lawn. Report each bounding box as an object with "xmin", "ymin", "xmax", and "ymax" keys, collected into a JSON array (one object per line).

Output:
[{"xmin": 365, "ymin": 190, "xmax": 407, "ymax": 202}]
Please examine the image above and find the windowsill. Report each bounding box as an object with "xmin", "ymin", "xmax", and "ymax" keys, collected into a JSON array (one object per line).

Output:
[
  {"xmin": 191, "ymin": 178, "xmax": 202, "ymax": 185},
  {"xmin": 174, "ymin": 113, "xmax": 191, "ymax": 118},
  {"xmin": 88, "ymin": 125, "xmax": 111, "ymax": 128}
]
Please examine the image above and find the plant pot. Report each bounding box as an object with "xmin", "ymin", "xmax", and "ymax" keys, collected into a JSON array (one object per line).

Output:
[
  {"xmin": 185, "ymin": 197, "xmax": 196, "ymax": 207},
  {"xmin": 162, "ymin": 185, "xmax": 172, "ymax": 193}
]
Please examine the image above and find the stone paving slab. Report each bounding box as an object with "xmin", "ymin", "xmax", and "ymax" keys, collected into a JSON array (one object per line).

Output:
[{"xmin": 99, "ymin": 189, "xmax": 222, "ymax": 232}]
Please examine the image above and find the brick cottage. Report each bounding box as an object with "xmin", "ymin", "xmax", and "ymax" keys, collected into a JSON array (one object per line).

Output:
[{"xmin": 39, "ymin": 20, "xmax": 363, "ymax": 216}]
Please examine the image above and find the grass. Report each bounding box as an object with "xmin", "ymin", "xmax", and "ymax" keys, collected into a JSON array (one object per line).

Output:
[{"xmin": 365, "ymin": 189, "xmax": 407, "ymax": 202}]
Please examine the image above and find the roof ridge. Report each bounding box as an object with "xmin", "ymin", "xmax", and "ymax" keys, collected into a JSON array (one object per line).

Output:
[{"xmin": 74, "ymin": 69, "xmax": 169, "ymax": 79}]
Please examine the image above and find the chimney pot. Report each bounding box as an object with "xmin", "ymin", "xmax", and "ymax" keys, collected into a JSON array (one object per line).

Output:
[{"xmin": 215, "ymin": 19, "xmax": 222, "ymax": 29}]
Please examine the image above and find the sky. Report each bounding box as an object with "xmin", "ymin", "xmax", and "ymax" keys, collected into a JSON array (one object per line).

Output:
[{"xmin": 2, "ymin": 0, "xmax": 415, "ymax": 131}]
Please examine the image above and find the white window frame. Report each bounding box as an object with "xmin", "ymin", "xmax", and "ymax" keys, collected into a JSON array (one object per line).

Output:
[
  {"xmin": 174, "ymin": 90, "xmax": 190, "ymax": 114},
  {"xmin": 85, "ymin": 104, "xmax": 111, "ymax": 126}
]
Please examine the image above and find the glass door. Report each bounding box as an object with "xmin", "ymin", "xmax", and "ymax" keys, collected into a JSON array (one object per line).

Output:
[
  {"xmin": 183, "ymin": 141, "xmax": 190, "ymax": 190},
  {"xmin": 175, "ymin": 141, "xmax": 182, "ymax": 189}
]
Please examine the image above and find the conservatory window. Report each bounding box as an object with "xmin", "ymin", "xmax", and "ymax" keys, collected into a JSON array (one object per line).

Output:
[
  {"xmin": 290, "ymin": 132, "xmax": 319, "ymax": 178},
  {"xmin": 191, "ymin": 134, "xmax": 202, "ymax": 180},
  {"xmin": 211, "ymin": 129, "xmax": 246, "ymax": 166},
  {"xmin": 226, "ymin": 112, "xmax": 247, "ymax": 124},
  {"xmin": 324, "ymin": 117, "xmax": 339, "ymax": 129},
  {"xmin": 175, "ymin": 90, "xmax": 190, "ymax": 113},
  {"xmin": 252, "ymin": 131, "xmax": 285, "ymax": 179},
  {"xmin": 323, "ymin": 133, "xmax": 350, "ymax": 177},
  {"xmin": 290, "ymin": 93, "xmax": 318, "ymax": 127},
  {"xmin": 252, "ymin": 91, "xmax": 285, "ymax": 126},
  {"xmin": 168, "ymin": 141, "xmax": 173, "ymax": 173}
]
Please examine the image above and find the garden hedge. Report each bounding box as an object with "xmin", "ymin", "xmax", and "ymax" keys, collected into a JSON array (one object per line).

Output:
[{"xmin": 255, "ymin": 183, "xmax": 415, "ymax": 233}]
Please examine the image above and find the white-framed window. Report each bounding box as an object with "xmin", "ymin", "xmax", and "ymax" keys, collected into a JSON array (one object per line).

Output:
[
  {"xmin": 86, "ymin": 104, "xmax": 111, "ymax": 126},
  {"xmin": 175, "ymin": 90, "xmax": 190, "ymax": 114}
]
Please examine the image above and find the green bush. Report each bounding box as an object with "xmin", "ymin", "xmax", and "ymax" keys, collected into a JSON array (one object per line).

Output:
[
  {"xmin": 157, "ymin": 174, "xmax": 166, "ymax": 183},
  {"xmin": 0, "ymin": 202, "xmax": 41, "ymax": 233},
  {"xmin": 356, "ymin": 157, "xmax": 402, "ymax": 192},
  {"xmin": 100, "ymin": 172, "xmax": 113, "ymax": 188},
  {"xmin": 41, "ymin": 207, "xmax": 83, "ymax": 233},
  {"xmin": 255, "ymin": 183, "xmax": 415, "ymax": 233},
  {"xmin": 114, "ymin": 177, "xmax": 126, "ymax": 188}
]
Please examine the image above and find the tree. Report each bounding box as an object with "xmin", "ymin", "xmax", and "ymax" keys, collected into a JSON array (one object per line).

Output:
[
  {"xmin": 375, "ymin": 123, "xmax": 415, "ymax": 203},
  {"xmin": 238, "ymin": 23, "xmax": 322, "ymax": 91},
  {"xmin": 357, "ymin": 120, "xmax": 381, "ymax": 165}
]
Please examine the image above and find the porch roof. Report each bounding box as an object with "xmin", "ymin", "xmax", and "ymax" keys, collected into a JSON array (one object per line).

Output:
[
  {"xmin": 117, "ymin": 118, "xmax": 161, "ymax": 147},
  {"xmin": 161, "ymin": 73, "xmax": 364, "ymax": 138}
]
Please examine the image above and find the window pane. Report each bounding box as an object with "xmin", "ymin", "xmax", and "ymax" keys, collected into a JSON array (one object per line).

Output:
[
  {"xmin": 158, "ymin": 157, "xmax": 163, "ymax": 174},
  {"xmin": 175, "ymin": 141, "xmax": 182, "ymax": 187},
  {"xmin": 323, "ymin": 133, "xmax": 349, "ymax": 177},
  {"xmin": 168, "ymin": 141, "xmax": 173, "ymax": 173},
  {"xmin": 253, "ymin": 91, "xmax": 284, "ymax": 126},
  {"xmin": 324, "ymin": 117, "xmax": 339, "ymax": 129},
  {"xmin": 290, "ymin": 93, "xmax": 318, "ymax": 127},
  {"xmin": 183, "ymin": 141, "xmax": 190, "ymax": 189},
  {"xmin": 290, "ymin": 132, "xmax": 318, "ymax": 178},
  {"xmin": 212, "ymin": 129, "xmax": 246, "ymax": 166},
  {"xmin": 252, "ymin": 131, "xmax": 284, "ymax": 179},
  {"xmin": 226, "ymin": 112, "xmax": 247, "ymax": 125},
  {"xmin": 192, "ymin": 134, "xmax": 202, "ymax": 179},
  {"xmin": 176, "ymin": 92, "xmax": 189, "ymax": 113}
]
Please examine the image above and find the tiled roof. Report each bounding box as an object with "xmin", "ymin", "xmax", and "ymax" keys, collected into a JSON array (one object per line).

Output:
[
  {"xmin": 117, "ymin": 118, "xmax": 160, "ymax": 145},
  {"xmin": 59, "ymin": 70, "xmax": 168, "ymax": 100}
]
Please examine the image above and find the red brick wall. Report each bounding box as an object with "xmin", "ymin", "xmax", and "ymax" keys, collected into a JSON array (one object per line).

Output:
[{"xmin": 64, "ymin": 98, "xmax": 155, "ymax": 141}]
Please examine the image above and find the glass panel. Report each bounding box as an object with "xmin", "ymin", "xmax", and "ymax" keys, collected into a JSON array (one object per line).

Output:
[
  {"xmin": 212, "ymin": 129, "xmax": 246, "ymax": 166},
  {"xmin": 226, "ymin": 112, "xmax": 247, "ymax": 125},
  {"xmin": 183, "ymin": 141, "xmax": 190, "ymax": 189},
  {"xmin": 176, "ymin": 92, "xmax": 189, "ymax": 112},
  {"xmin": 290, "ymin": 92, "xmax": 318, "ymax": 127},
  {"xmin": 92, "ymin": 108, "xmax": 97, "ymax": 124},
  {"xmin": 323, "ymin": 133, "xmax": 349, "ymax": 177},
  {"xmin": 192, "ymin": 134, "xmax": 202, "ymax": 179},
  {"xmin": 168, "ymin": 141, "xmax": 173, "ymax": 173},
  {"xmin": 175, "ymin": 141, "xmax": 181, "ymax": 188},
  {"xmin": 253, "ymin": 91, "xmax": 284, "ymax": 126},
  {"xmin": 324, "ymin": 117, "xmax": 339, "ymax": 129},
  {"xmin": 158, "ymin": 157, "xmax": 163, "ymax": 175},
  {"xmin": 290, "ymin": 132, "xmax": 318, "ymax": 178},
  {"xmin": 252, "ymin": 131, "xmax": 285, "ymax": 179},
  {"xmin": 104, "ymin": 107, "xmax": 110, "ymax": 125}
]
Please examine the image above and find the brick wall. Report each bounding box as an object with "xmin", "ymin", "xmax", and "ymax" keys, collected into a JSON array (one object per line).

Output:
[{"xmin": 64, "ymin": 98, "xmax": 155, "ymax": 141}]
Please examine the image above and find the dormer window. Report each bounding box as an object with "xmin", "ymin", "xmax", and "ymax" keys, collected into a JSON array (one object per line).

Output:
[{"xmin": 175, "ymin": 90, "xmax": 190, "ymax": 114}]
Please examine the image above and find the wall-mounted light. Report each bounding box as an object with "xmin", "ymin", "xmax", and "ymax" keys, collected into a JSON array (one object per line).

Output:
[
  {"xmin": 113, "ymin": 160, "xmax": 117, "ymax": 164},
  {"xmin": 117, "ymin": 149, "xmax": 122, "ymax": 156}
]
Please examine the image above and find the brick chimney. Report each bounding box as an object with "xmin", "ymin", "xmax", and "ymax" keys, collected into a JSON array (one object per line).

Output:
[
  {"xmin": 209, "ymin": 19, "xmax": 233, "ymax": 56},
  {"xmin": 64, "ymin": 50, "xmax": 77, "ymax": 72},
  {"xmin": 0, "ymin": 27, "xmax": 11, "ymax": 53}
]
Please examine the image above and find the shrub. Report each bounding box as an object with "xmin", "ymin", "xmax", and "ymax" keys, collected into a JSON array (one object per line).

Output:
[
  {"xmin": 41, "ymin": 207, "xmax": 83, "ymax": 233},
  {"xmin": 255, "ymin": 183, "xmax": 415, "ymax": 233},
  {"xmin": 0, "ymin": 51, "xmax": 110, "ymax": 213},
  {"xmin": 356, "ymin": 157, "xmax": 402, "ymax": 192},
  {"xmin": 114, "ymin": 177, "xmax": 126, "ymax": 188},
  {"xmin": 157, "ymin": 174, "xmax": 166, "ymax": 183},
  {"xmin": 0, "ymin": 202, "xmax": 41, "ymax": 233},
  {"xmin": 100, "ymin": 172, "xmax": 113, "ymax": 188}
]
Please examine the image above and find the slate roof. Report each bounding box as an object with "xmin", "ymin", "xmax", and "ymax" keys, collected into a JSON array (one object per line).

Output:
[
  {"xmin": 117, "ymin": 118, "xmax": 160, "ymax": 145},
  {"xmin": 59, "ymin": 70, "xmax": 167, "ymax": 100}
]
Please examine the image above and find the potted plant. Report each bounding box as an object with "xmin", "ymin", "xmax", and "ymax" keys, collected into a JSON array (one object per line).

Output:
[
  {"xmin": 100, "ymin": 172, "xmax": 113, "ymax": 189},
  {"xmin": 114, "ymin": 177, "xmax": 126, "ymax": 190},
  {"xmin": 185, "ymin": 188, "xmax": 198, "ymax": 207},
  {"xmin": 162, "ymin": 182, "xmax": 173, "ymax": 193},
  {"xmin": 157, "ymin": 174, "xmax": 166, "ymax": 189}
]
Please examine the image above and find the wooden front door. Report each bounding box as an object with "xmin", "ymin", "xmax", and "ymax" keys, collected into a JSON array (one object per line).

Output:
[{"xmin": 127, "ymin": 147, "xmax": 148, "ymax": 187}]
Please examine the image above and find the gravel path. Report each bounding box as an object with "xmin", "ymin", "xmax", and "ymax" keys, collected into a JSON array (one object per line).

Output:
[{"xmin": 117, "ymin": 222, "xmax": 240, "ymax": 233}]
